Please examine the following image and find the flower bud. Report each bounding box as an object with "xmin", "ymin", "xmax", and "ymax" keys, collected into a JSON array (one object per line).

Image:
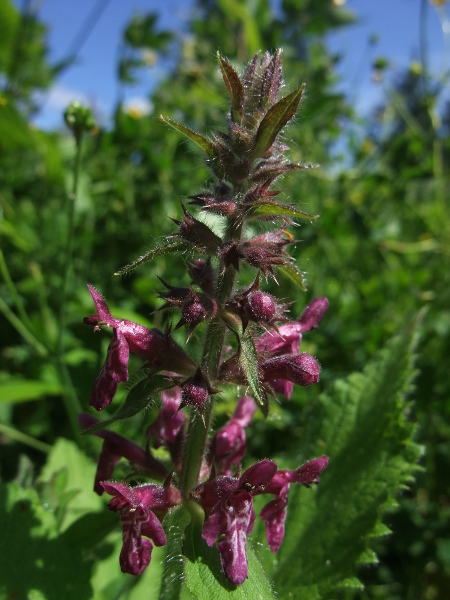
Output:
[
  {"xmin": 172, "ymin": 205, "xmax": 222, "ymax": 253},
  {"xmin": 262, "ymin": 353, "xmax": 320, "ymax": 387},
  {"xmin": 64, "ymin": 101, "xmax": 96, "ymax": 140},
  {"xmin": 189, "ymin": 193, "xmax": 237, "ymax": 216},
  {"xmin": 182, "ymin": 378, "xmax": 209, "ymax": 407},
  {"xmin": 188, "ymin": 259, "xmax": 215, "ymax": 295},
  {"xmin": 180, "ymin": 368, "xmax": 218, "ymax": 410},
  {"xmin": 175, "ymin": 293, "xmax": 218, "ymax": 338},
  {"xmin": 181, "ymin": 298, "xmax": 205, "ymax": 324},
  {"xmin": 244, "ymin": 291, "xmax": 276, "ymax": 322},
  {"xmin": 236, "ymin": 230, "xmax": 293, "ymax": 277}
]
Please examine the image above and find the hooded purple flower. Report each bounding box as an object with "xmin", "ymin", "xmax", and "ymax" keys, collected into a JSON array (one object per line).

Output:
[
  {"xmin": 101, "ymin": 481, "xmax": 182, "ymax": 575},
  {"xmin": 255, "ymin": 297, "xmax": 329, "ymax": 357},
  {"xmin": 256, "ymin": 297, "xmax": 329, "ymax": 399},
  {"xmin": 260, "ymin": 456, "xmax": 329, "ymax": 552},
  {"xmin": 198, "ymin": 460, "xmax": 277, "ymax": 585},
  {"xmin": 146, "ymin": 386, "xmax": 186, "ymax": 471},
  {"xmin": 84, "ymin": 285, "xmax": 194, "ymax": 410},
  {"xmin": 78, "ymin": 413, "xmax": 168, "ymax": 494},
  {"xmin": 210, "ymin": 396, "xmax": 257, "ymax": 475}
]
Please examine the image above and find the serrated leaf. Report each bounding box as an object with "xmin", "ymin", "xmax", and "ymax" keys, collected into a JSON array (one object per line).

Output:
[
  {"xmin": 269, "ymin": 319, "xmax": 423, "ymax": 598},
  {"xmin": 114, "ymin": 239, "xmax": 186, "ymax": 277},
  {"xmin": 0, "ymin": 483, "xmax": 95, "ymax": 599},
  {"xmin": 84, "ymin": 374, "xmax": 173, "ymax": 433},
  {"xmin": 276, "ymin": 263, "xmax": 307, "ymax": 291},
  {"xmin": 249, "ymin": 84, "xmax": 305, "ymax": 158},
  {"xmin": 159, "ymin": 506, "xmax": 192, "ymax": 600},
  {"xmin": 246, "ymin": 202, "xmax": 319, "ymax": 221},
  {"xmin": 357, "ymin": 547, "xmax": 378, "ymax": 565},
  {"xmin": 369, "ymin": 521, "xmax": 392, "ymax": 538},
  {"xmin": 38, "ymin": 438, "xmax": 103, "ymax": 530},
  {"xmin": 182, "ymin": 507, "xmax": 275, "ymax": 599},
  {"xmin": 160, "ymin": 116, "xmax": 217, "ymax": 158},
  {"xmin": 336, "ymin": 577, "xmax": 364, "ymax": 591},
  {"xmin": 217, "ymin": 53, "xmax": 245, "ymax": 123},
  {"xmin": 239, "ymin": 329, "xmax": 268, "ymax": 414}
]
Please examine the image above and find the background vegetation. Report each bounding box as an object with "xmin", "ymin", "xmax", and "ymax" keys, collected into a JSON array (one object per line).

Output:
[{"xmin": 0, "ymin": 0, "xmax": 449, "ymax": 598}]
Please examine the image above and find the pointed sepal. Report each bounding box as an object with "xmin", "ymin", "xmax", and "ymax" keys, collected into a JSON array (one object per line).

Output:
[
  {"xmin": 249, "ymin": 84, "xmax": 306, "ymax": 159},
  {"xmin": 160, "ymin": 115, "xmax": 218, "ymax": 158},
  {"xmin": 217, "ymin": 52, "xmax": 245, "ymax": 124}
]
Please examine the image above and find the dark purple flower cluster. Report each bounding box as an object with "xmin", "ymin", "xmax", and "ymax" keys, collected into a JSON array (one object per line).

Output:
[
  {"xmin": 79, "ymin": 396, "xmax": 327, "ymax": 582},
  {"xmin": 82, "ymin": 50, "xmax": 330, "ymax": 586}
]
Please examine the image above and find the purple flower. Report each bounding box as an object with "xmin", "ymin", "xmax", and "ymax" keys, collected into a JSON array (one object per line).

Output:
[
  {"xmin": 101, "ymin": 481, "xmax": 182, "ymax": 575},
  {"xmin": 255, "ymin": 297, "xmax": 328, "ymax": 399},
  {"xmin": 198, "ymin": 460, "xmax": 277, "ymax": 585},
  {"xmin": 210, "ymin": 396, "xmax": 257, "ymax": 475},
  {"xmin": 194, "ymin": 456, "xmax": 328, "ymax": 584},
  {"xmin": 260, "ymin": 456, "xmax": 329, "ymax": 552},
  {"xmin": 256, "ymin": 297, "xmax": 329, "ymax": 356},
  {"xmin": 146, "ymin": 387, "xmax": 186, "ymax": 470},
  {"xmin": 261, "ymin": 353, "xmax": 321, "ymax": 399},
  {"xmin": 84, "ymin": 285, "xmax": 193, "ymax": 410},
  {"xmin": 78, "ymin": 413, "xmax": 168, "ymax": 495}
]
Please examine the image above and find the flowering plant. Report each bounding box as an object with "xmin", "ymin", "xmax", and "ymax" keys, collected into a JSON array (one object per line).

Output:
[
  {"xmin": 80, "ymin": 50, "xmax": 329, "ymax": 585},
  {"xmin": 75, "ymin": 50, "xmax": 422, "ymax": 597}
]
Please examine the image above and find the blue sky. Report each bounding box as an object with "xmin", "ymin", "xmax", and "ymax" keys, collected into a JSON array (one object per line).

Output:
[{"xmin": 14, "ymin": 0, "xmax": 450, "ymax": 129}]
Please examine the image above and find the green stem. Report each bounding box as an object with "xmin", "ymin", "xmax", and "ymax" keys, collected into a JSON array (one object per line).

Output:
[
  {"xmin": 56, "ymin": 132, "xmax": 84, "ymax": 434},
  {"xmin": 0, "ymin": 422, "xmax": 51, "ymax": 453},
  {"xmin": 0, "ymin": 248, "xmax": 36, "ymax": 333},
  {"xmin": 0, "ymin": 295, "xmax": 48, "ymax": 357},
  {"xmin": 179, "ymin": 221, "xmax": 243, "ymax": 496}
]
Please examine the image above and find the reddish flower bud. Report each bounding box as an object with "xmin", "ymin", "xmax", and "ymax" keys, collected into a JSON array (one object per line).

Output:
[
  {"xmin": 171, "ymin": 205, "xmax": 222, "ymax": 253},
  {"xmin": 189, "ymin": 193, "xmax": 237, "ymax": 216},
  {"xmin": 188, "ymin": 259, "xmax": 215, "ymax": 295},
  {"xmin": 181, "ymin": 298, "xmax": 206, "ymax": 324},
  {"xmin": 157, "ymin": 278, "xmax": 192, "ymax": 312},
  {"xmin": 180, "ymin": 368, "xmax": 218, "ymax": 410},
  {"xmin": 227, "ymin": 277, "xmax": 288, "ymax": 330},
  {"xmin": 236, "ymin": 230, "xmax": 293, "ymax": 277},
  {"xmin": 182, "ymin": 378, "xmax": 208, "ymax": 407},
  {"xmin": 175, "ymin": 292, "xmax": 218, "ymax": 338},
  {"xmin": 245, "ymin": 291, "xmax": 276, "ymax": 322}
]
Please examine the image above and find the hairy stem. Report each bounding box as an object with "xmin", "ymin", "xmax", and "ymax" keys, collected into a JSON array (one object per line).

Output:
[{"xmin": 179, "ymin": 221, "xmax": 242, "ymax": 496}]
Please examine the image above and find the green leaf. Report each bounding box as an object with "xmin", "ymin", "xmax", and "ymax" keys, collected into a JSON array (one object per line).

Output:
[
  {"xmin": 269, "ymin": 320, "xmax": 423, "ymax": 598},
  {"xmin": 38, "ymin": 438, "xmax": 103, "ymax": 531},
  {"xmin": 84, "ymin": 373, "xmax": 173, "ymax": 433},
  {"xmin": 217, "ymin": 53, "xmax": 245, "ymax": 123},
  {"xmin": 249, "ymin": 84, "xmax": 305, "ymax": 158},
  {"xmin": 0, "ymin": 375, "xmax": 62, "ymax": 403},
  {"xmin": 160, "ymin": 116, "xmax": 218, "ymax": 158},
  {"xmin": 182, "ymin": 505, "xmax": 275, "ymax": 599},
  {"xmin": 159, "ymin": 506, "xmax": 192, "ymax": 600},
  {"xmin": 0, "ymin": 482, "xmax": 95, "ymax": 599},
  {"xmin": 239, "ymin": 329, "xmax": 268, "ymax": 414},
  {"xmin": 246, "ymin": 202, "xmax": 319, "ymax": 221},
  {"xmin": 276, "ymin": 263, "xmax": 307, "ymax": 291},
  {"xmin": 114, "ymin": 238, "xmax": 186, "ymax": 277}
]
